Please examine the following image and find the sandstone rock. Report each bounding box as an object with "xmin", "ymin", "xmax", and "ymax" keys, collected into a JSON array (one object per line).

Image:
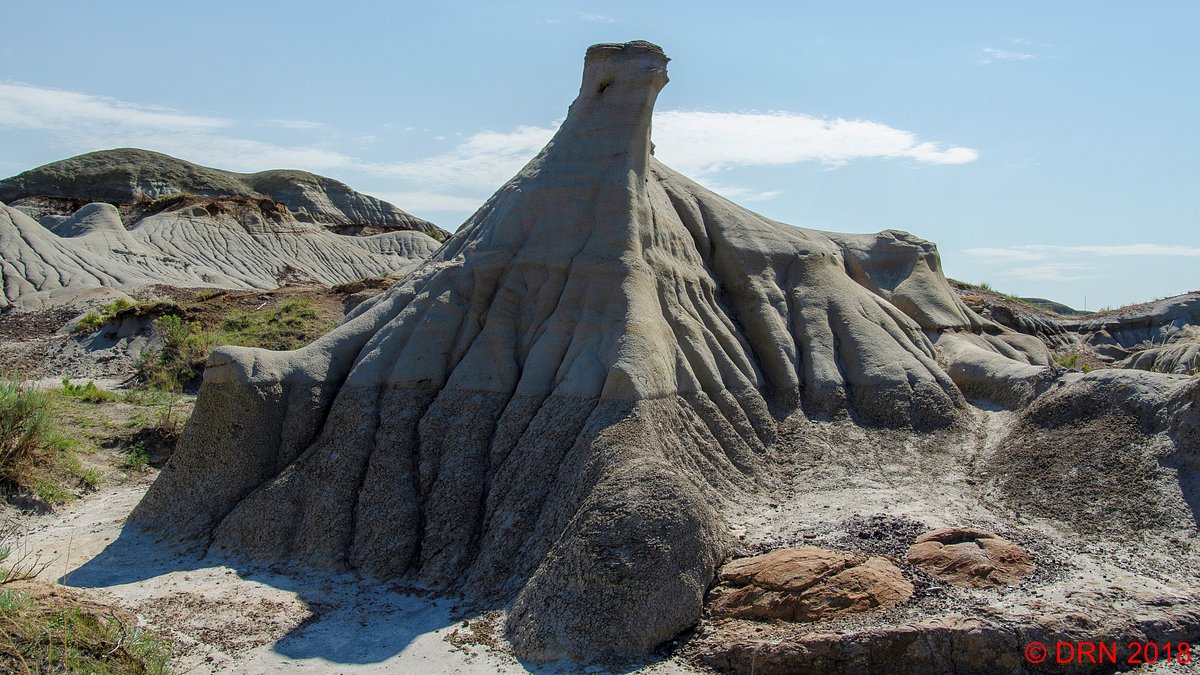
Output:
[
  {"xmin": 907, "ymin": 528, "xmax": 1033, "ymax": 588},
  {"xmin": 710, "ymin": 547, "xmax": 913, "ymax": 621}
]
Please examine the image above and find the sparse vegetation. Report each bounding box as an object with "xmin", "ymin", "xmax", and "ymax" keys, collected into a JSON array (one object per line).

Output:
[
  {"xmin": 122, "ymin": 442, "xmax": 150, "ymax": 473},
  {"xmin": 0, "ymin": 379, "xmax": 54, "ymax": 500},
  {"xmin": 135, "ymin": 315, "xmax": 219, "ymax": 393},
  {"xmin": 0, "ymin": 583, "xmax": 172, "ymax": 674},
  {"xmin": 57, "ymin": 380, "xmax": 117, "ymax": 404},
  {"xmin": 1053, "ymin": 353, "xmax": 1093, "ymax": 373},
  {"xmin": 221, "ymin": 299, "xmax": 324, "ymax": 351},
  {"xmin": 1, "ymin": 523, "xmax": 51, "ymax": 586},
  {"xmin": 73, "ymin": 298, "xmax": 137, "ymax": 334},
  {"xmin": 137, "ymin": 299, "xmax": 331, "ymax": 392},
  {"xmin": 2, "ymin": 376, "xmax": 190, "ymax": 508}
]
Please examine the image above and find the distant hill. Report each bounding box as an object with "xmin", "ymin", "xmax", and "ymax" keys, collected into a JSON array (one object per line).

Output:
[
  {"xmin": 0, "ymin": 149, "xmax": 447, "ymax": 310},
  {"xmin": 0, "ymin": 148, "xmax": 446, "ymax": 237},
  {"xmin": 1018, "ymin": 297, "xmax": 1090, "ymax": 316}
]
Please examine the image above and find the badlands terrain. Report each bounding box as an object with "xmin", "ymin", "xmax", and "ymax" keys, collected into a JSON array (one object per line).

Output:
[{"xmin": 1, "ymin": 40, "xmax": 1198, "ymax": 674}]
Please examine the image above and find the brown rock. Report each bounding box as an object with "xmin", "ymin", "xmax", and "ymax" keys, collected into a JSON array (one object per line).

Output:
[
  {"xmin": 907, "ymin": 527, "xmax": 1033, "ymax": 588},
  {"xmin": 709, "ymin": 546, "xmax": 913, "ymax": 621}
]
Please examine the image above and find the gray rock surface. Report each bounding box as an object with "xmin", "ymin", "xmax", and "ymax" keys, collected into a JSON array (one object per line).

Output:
[
  {"xmin": 1, "ymin": 199, "xmax": 440, "ymax": 311},
  {"xmin": 125, "ymin": 40, "xmax": 1200, "ymax": 668},
  {"xmin": 957, "ymin": 282, "xmax": 1200, "ymax": 374}
]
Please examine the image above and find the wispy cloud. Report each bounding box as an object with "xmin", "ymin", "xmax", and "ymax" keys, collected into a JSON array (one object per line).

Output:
[
  {"xmin": 702, "ymin": 185, "xmax": 783, "ymax": 202},
  {"xmin": 375, "ymin": 191, "xmax": 485, "ymax": 212},
  {"xmin": 0, "ymin": 82, "xmax": 228, "ymax": 132},
  {"xmin": 980, "ymin": 47, "xmax": 1035, "ymax": 64},
  {"xmin": 965, "ymin": 244, "xmax": 1198, "ymax": 283},
  {"xmin": 965, "ymin": 247, "xmax": 1050, "ymax": 263},
  {"xmin": 1005, "ymin": 263, "xmax": 1096, "ymax": 282},
  {"xmin": 0, "ymin": 82, "xmax": 353, "ymax": 172},
  {"xmin": 579, "ymin": 12, "xmax": 618, "ymax": 23},
  {"xmin": 264, "ymin": 118, "xmax": 325, "ymax": 130},
  {"xmin": 365, "ymin": 111, "xmax": 977, "ymax": 208},
  {"xmin": 967, "ymin": 244, "xmax": 1200, "ymax": 264},
  {"xmin": 367, "ymin": 125, "xmax": 555, "ymax": 193}
]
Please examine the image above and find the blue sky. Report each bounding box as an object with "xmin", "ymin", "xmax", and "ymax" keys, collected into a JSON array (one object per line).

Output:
[{"xmin": 2, "ymin": 1, "xmax": 1196, "ymax": 309}]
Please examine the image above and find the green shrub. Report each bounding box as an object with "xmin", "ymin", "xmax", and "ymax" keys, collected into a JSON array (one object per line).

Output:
[
  {"xmin": 136, "ymin": 299, "xmax": 330, "ymax": 391},
  {"xmin": 0, "ymin": 379, "xmax": 51, "ymax": 488},
  {"xmin": 57, "ymin": 379, "xmax": 117, "ymax": 403},
  {"xmin": 1053, "ymin": 353, "xmax": 1093, "ymax": 373},
  {"xmin": 31, "ymin": 478, "xmax": 72, "ymax": 505},
  {"xmin": 136, "ymin": 315, "xmax": 220, "ymax": 392},
  {"xmin": 74, "ymin": 311, "xmax": 104, "ymax": 333},
  {"xmin": 122, "ymin": 442, "xmax": 150, "ymax": 472}
]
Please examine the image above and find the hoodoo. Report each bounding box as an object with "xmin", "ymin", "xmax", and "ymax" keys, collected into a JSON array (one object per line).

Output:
[{"xmin": 128, "ymin": 41, "xmax": 1200, "ymax": 666}]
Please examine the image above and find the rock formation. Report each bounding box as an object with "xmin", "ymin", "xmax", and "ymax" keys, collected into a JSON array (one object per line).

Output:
[
  {"xmin": 958, "ymin": 282, "xmax": 1200, "ymax": 375},
  {"xmin": 126, "ymin": 40, "xmax": 1200, "ymax": 669},
  {"xmin": 1, "ymin": 152, "xmax": 446, "ymax": 310}
]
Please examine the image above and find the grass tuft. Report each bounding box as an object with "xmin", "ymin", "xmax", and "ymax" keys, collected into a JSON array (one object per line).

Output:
[{"xmin": 0, "ymin": 584, "xmax": 172, "ymax": 674}]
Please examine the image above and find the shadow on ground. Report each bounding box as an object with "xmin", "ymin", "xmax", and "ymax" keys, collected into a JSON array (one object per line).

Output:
[{"xmin": 61, "ymin": 527, "xmax": 463, "ymax": 666}]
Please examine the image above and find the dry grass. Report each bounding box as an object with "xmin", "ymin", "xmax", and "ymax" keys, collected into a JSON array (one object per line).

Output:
[{"xmin": 0, "ymin": 581, "xmax": 171, "ymax": 674}]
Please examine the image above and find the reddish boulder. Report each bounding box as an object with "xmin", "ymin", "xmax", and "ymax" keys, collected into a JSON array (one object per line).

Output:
[
  {"xmin": 907, "ymin": 527, "xmax": 1033, "ymax": 588},
  {"xmin": 709, "ymin": 546, "xmax": 913, "ymax": 621}
]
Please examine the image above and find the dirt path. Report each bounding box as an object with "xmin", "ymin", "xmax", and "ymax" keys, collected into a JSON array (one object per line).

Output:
[{"xmin": 18, "ymin": 477, "xmax": 695, "ymax": 674}]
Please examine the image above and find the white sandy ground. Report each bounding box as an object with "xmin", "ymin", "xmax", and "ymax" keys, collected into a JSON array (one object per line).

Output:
[{"xmin": 15, "ymin": 476, "xmax": 698, "ymax": 674}]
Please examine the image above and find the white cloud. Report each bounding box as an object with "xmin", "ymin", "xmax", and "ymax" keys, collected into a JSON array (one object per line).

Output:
[
  {"xmin": 579, "ymin": 12, "xmax": 618, "ymax": 23},
  {"xmin": 368, "ymin": 125, "xmax": 555, "ymax": 192},
  {"xmin": 0, "ymin": 82, "xmax": 229, "ymax": 132},
  {"xmin": 652, "ymin": 110, "xmax": 979, "ymax": 176},
  {"xmin": 1068, "ymin": 244, "xmax": 1200, "ymax": 257},
  {"xmin": 376, "ymin": 191, "xmax": 484, "ymax": 212},
  {"xmin": 965, "ymin": 244, "xmax": 1199, "ymax": 285},
  {"xmin": 694, "ymin": 182, "xmax": 782, "ymax": 202},
  {"xmin": 967, "ymin": 244, "xmax": 1200, "ymax": 264},
  {"xmin": 980, "ymin": 47, "xmax": 1034, "ymax": 64},
  {"xmin": 0, "ymin": 82, "xmax": 352, "ymax": 172},
  {"xmin": 964, "ymin": 247, "xmax": 1051, "ymax": 263},
  {"xmin": 1002, "ymin": 263, "xmax": 1095, "ymax": 282}
]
